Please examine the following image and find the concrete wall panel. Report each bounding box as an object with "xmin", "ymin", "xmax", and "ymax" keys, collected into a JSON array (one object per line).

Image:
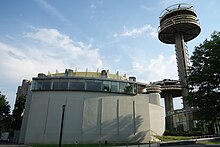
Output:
[
  {"xmin": 62, "ymin": 96, "xmax": 83, "ymax": 143},
  {"xmin": 82, "ymin": 98, "xmax": 101, "ymax": 135},
  {"xmin": 25, "ymin": 92, "xmax": 49, "ymax": 144},
  {"xmin": 21, "ymin": 91, "xmax": 165, "ymax": 144},
  {"xmin": 102, "ymin": 97, "xmax": 117, "ymax": 135},
  {"xmin": 134, "ymin": 96, "xmax": 150, "ymax": 143},
  {"xmin": 119, "ymin": 97, "xmax": 134, "ymax": 136},
  {"xmin": 149, "ymin": 104, "xmax": 165, "ymax": 136}
]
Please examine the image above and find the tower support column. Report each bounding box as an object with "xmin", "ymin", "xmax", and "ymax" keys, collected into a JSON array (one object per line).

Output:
[
  {"xmin": 164, "ymin": 93, "xmax": 174, "ymax": 116},
  {"xmin": 175, "ymin": 33, "xmax": 189, "ymax": 109}
]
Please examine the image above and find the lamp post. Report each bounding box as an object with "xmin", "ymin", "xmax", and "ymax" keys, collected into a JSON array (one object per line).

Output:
[{"xmin": 59, "ymin": 105, "xmax": 66, "ymax": 147}]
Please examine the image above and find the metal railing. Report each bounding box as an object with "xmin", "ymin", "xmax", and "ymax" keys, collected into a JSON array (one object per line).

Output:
[{"xmin": 159, "ymin": 3, "xmax": 194, "ymax": 20}]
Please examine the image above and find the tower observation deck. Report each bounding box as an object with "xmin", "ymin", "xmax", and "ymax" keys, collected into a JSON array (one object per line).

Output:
[{"xmin": 158, "ymin": 3, "xmax": 201, "ymax": 108}]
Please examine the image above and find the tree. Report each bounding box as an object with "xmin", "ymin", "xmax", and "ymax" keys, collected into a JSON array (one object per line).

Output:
[
  {"xmin": 187, "ymin": 31, "xmax": 220, "ymax": 133},
  {"xmin": 11, "ymin": 94, "xmax": 26, "ymax": 130},
  {"xmin": 0, "ymin": 91, "xmax": 11, "ymax": 132}
]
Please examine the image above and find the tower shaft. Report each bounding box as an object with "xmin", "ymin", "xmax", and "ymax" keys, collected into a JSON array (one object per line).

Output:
[
  {"xmin": 158, "ymin": 3, "xmax": 201, "ymax": 131},
  {"xmin": 175, "ymin": 33, "xmax": 189, "ymax": 108}
]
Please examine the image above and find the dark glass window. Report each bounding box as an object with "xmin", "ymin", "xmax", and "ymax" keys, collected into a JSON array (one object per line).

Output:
[
  {"xmin": 111, "ymin": 81, "xmax": 119, "ymax": 92},
  {"xmin": 42, "ymin": 80, "xmax": 51, "ymax": 90},
  {"xmin": 103, "ymin": 81, "xmax": 111, "ymax": 92},
  {"xmin": 86, "ymin": 80, "xmax": 102, "ymax": 91},
  {"xmin": 59, "ymin": 79, "xmax": 68, "ymax": 90},
  {"xmin": 95, "ymin": 80, "xmax": 102, "ymax": 91},
  {"xmin": 69, "ymin": 79, "xmax": 85, "ymax": 90},
  {"xmin": 119, "ymin": 82, "xmax": 135, "ymax": 94},
  {"xmin": 31, "ymin": 80, "xmax": 38, "ymax": 90},
  {"xmin": 36, "ymin": 81, "xmax": 43, "ymax": 90},
  {"xmin": 31, "ymin": 78, "xmax": 137, "ymax": 95},
  {"xmin": 133, "ymin": 84, "xmax": 137, "ymax": 94},
  {"xmin": 124, "ymin": 83, "xmax": 133, "ymax": 94},
  {"xmin": 119, "ymin": 82, "xmax": 127, "ymax": 93},
  {"xmin": 52, "ymin": 79, "xmax": 68, "ymax": 90},
  {"xmin": 52, "ymin": 80, "xmax": 59, "ymax": 90}
]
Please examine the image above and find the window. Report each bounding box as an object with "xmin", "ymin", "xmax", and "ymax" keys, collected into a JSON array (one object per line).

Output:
[
  {"xmin": 32, "ymin": 80, "xmax": 51, "ymax": 90},
  {"xmin": 86, "ymin": 80, "xmax": 102, "ymax": 91},
  {"xmin": 31, "ymin": 80, "xmax": 38, "ymax": 90},
  {"xmin": 69, "ymin": 79, "xmax": 85, "ymax": 90},
  {"xmin": 36, "ymin": 81, "xmax": 43, "ymax": 90},
  {"xmin": 111, "ymin": 81, "xmax": 119, "ymax": 92},
  {"xmin": 52, "ymin": 79, "xmax": 68, "ymax": 90},
  {"xmin": 124, "ymin": 83, "xmax": 133, "ymax": 94},
  {"xmin": 59, "ymin": 79, "xmax": 68, "ymax": 90},
  {"xmin": 103, "ymin": 81, "xmax": 111, "ymax": 92},
  {"xmin": 133, "ymin": 84, "xmax": 137, "ymax": 94},
  {"xmin": 31, "ymin": 78, "xmax": 137, "ymax": 95},
  {"xmin": 119, "ymin": 82, "xmax": 127, "ymax": 93},
  {"xmin": 52, "ymin": 80, "xmax": 59, "ymax": 90},
  {"xmin": 42, "ymin": 80, "xmax": 51, "ymax": 90},
  {"xmin": 119, "ymin": 82, "xmax": 136, "ymax": 94}
]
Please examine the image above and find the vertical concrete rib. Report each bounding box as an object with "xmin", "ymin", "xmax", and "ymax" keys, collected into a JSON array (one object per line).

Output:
[
  {"xmin": 99, "ymin": 98, "xmax": 102, "ymax": 136},
  {"xmin": 117, "ymin": 99, "xmax": 119, "ymax": 136},
  {"xmin": 44, "ymin": 96, "xmax": 50, "ymax": 134},
  {"xmin": 133, "ymin": 101, "xmax": 136, "ymax": 135},
  {"xmin": 81, "ymin": 97, "xmax": 85, "ymax": 135}
]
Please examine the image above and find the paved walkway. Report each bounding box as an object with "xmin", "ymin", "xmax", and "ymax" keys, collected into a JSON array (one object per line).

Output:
[
  {"xmin": 114, "ymin": 144, "xmax": 220, "ymax": 147},
  {"xmin": 0, "ymin": 142, "xmax": 29, "ymax": 147}
]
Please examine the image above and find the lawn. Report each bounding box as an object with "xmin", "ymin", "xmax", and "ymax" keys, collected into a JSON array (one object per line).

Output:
[
  {"xmin": 30, "ymin": 144, "xmax": 109, "ymax": 147},
  {"xmin": 156, "ymin": 135, "xmax": 193, "ymax": 142},
  {"xmin": 199, "ymin": 141, "xmax": 220, "ymax": 145}
]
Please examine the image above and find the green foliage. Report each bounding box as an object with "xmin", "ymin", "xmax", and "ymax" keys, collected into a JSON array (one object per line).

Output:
[
  {"xmin": 0, "ymin": 91, "xmax": 11, "ymax": 132},
  {"xmin": 187, "ymin": 31, "xmax": 220, "ymax": 131},
  {"xmin": 11, "ymin": 94, "xmax": 26, "ymax": 130},
  {"xmin": 30, "ymin": 144, "xmax": 109, "ymax": 147},
  {"xmin": 200, "ymin": 141, "xmax": 220, "ymax": 145},
  {"xmin": 163, "ymin": 130, "xmax": 208, "ymax": 136}
]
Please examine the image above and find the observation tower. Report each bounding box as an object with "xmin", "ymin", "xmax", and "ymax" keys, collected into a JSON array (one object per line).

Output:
[{"xmin": 158, "ymin": 3, "xmax": 201, "ymax": 109}]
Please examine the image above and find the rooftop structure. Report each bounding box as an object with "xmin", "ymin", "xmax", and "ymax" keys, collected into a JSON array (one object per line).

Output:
[{"xmin": 153, "ymin": 79, "xmax": 181, "ymax": 116}]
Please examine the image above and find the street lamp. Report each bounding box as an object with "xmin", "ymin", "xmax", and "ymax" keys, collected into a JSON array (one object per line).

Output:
[{"xmin": 59, "ymin": 105, "xmax": 66, "ymax": 147}]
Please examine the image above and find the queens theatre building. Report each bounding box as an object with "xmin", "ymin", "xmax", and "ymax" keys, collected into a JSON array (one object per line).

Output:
[{"xmin": 19, "ymin": 69, "xmax": 165, "ymax": 144}]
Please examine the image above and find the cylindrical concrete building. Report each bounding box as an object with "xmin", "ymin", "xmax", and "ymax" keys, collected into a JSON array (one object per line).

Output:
[{"xmin": 19, "ymin": 70, "xmax": 165, "ymax": 144}]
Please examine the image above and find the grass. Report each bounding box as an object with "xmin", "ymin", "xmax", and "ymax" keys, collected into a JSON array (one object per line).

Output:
[
  {"xmin": 30, "ymin": 145, "xmax": 109, "ymax": 147},
  {"xmin": 157, "ymin": 136, "xmax": 220, "ymax": 145},
  {"xmin": 30, "ymin": 143, "xmax": 149, "ymax": 147},
  {"xmin": 199, "ymin": 141, "xmax": 220, "ymax": 145},
  {"xmin": 156, "ymin": 135, "xmax": 193, "ymax": 142}
]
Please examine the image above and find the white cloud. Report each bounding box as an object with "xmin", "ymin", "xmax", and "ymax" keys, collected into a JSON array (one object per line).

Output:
[
  {"xmin": 0, "ymin": 27, "xmax": 104, "ymax": 107},
  {"xmin": 0, "ymin": 26, "xmax": 103, "ymax": 107},
  {"xmin": 0, "ymin": 27, "xmax": 103, "ymax": 82},
  {"xmin": 121, "ymin": 24, "xmax": 158, "ymax": 38},
  {"xmin": 131, "ymin": 54, "xmax": 178, "ymax": 83}
]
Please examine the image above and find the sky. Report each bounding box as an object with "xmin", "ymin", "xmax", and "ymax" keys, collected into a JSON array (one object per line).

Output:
[{"xmin": 0, "ymin": 0, "xmax": 219, "ymax": 110}]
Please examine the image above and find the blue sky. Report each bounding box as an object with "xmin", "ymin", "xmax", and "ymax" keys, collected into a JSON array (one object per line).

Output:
[{"xmin": 0, "ymin": 0, "xmax": 219, "ymax": 110}]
